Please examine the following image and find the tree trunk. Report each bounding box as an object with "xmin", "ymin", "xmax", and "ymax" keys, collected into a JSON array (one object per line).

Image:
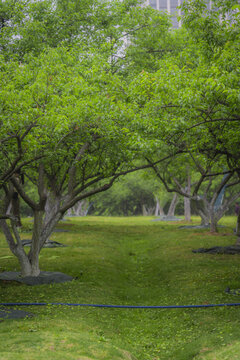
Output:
[
  {"xmin": 75, "ymin": 200, "xmax": 89, "ymax": 216},
  {"xmin": 159, "ymin": 205, "xmax": 165, "ymax": 216},
  {"xmin": 184, "ymin": 172, "xmax": 191, "ymax": 221},
  {"xmin": 142, "ymin": 204, "xmax": 154, "ymax": 216},
  {"xmin": 0, "ymin": 218, "xmax": 37, "ymax": 277},
  {"xmin": 184, "ymin": 197, "xmax": 191, "ymax": 221},
  {"xmin": 154, "ymin": 197, "xmax": 165, "ymax": 216},
  {"xmin": 75, "ymin": 201, "xmax": 83, "ymax": 216},
  {"xmin": 1, "ymin": 191, "xmax": 63, "ymax": 277},
  {"xmin": 66, "ymin": 208, "xmax": 73, "ymax": 216},
  {"xmin": 19, "ymin": 257, "xmax": 33, "ymax": 277},
  {"xmin": 154, "ymin": 197, "xmax": 159, "ymax": 216},
  {"xmin": 15, "ymin": 209, "xmax": 46, "ymax": 276},
  {"xmin": 167, "ymin": 193, "xmax": 178, "ymax": 216},
  {"xmin": 235, "ymin": 213, "xmax": 240, "ymax": 245},
  {"xmin": 198, "ymin": 210, "xmax": 210, "ymax": 226},
  {"xmin": 65, "ymin": 200, "xmax": 89, "ymax": 216},
  {"xmin": 191, "ymin": 198, "xmax": 210, "ymax": 226},
  {"xmin": 43, "ymin": 193, "xmax": 61, "ymax": 243},
  {"xmin": 209, "ymin": 214, "xmax": 218, "ymax": 233},
  {"xmin": 142, "ymin": 205, "xmax": 147, "ymax": 216},
  {"xmin": 23, "ymin": 206, "xmax": 62, "ymax": 276},
  {"xmin": 27, "ymin": 209, "xmax": 44, "ymax": 276},
  {"xmin": 12, "ymin": 192, "xmax": 22, "ymax": 227}
]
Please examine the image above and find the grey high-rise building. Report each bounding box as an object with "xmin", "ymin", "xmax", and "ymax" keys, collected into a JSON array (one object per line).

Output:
[{"xmin": 146, "ymin": 0, "xmax": 213, "ymax": 28}]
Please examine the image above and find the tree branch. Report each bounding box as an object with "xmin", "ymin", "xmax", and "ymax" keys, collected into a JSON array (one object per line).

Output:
[
  {"xmin": 10, "ymin": 176, "xmax": 39, "ymax": 210},
  {"xmin": 68, "ymin": 142, "xmax": 90, "ymax": 196},
  {"xmin": 210, "ymin": 172, "xmax": 233, "ymax": 208}
]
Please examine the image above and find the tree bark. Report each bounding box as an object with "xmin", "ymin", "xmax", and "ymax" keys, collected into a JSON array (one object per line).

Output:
[
  {"xmin": 167, "ymin": 193, "xmax": 178, "ymax": 216},
  {"xmin": 191, "ymin": 197, "xmax": 210, "ymax": 226},
  {"xmin": 198, "ymin": 210, "xmax": 210, "ymax": 226},
  {"xmin": 209, "ymin": 211, "xmax": 218, "ymax": 233},
  {"xmin": 154, "ymin": 197, "xmax": 160, "ymax": 216},
  {"xmin": 236, "ymin": 213, "xmax": 240, "ymax": 245},
  {"xmin": 0, "ymin": 218, "xmax": 34, "ymax": 276},
  {"xmin": 184, "ymin": 196, "xmax": 191, "ymax": 221},
  {"xmin": 26, "ymin": 210, "xmax": 44, "ymax": 276},
  {"xmin": 11, "ymin": 192, "xmax": 22, "ymax": 227},
  {"xmin": 159, "ymin": 205, "xmax": 165, "ymax": 216},
  {"xmin": 154, "ymin": 197, "xmax": 165, "ymax": 216},
  {"xmin": 184, "ymin": 172, "xmax": 191, "ymax": 221}
]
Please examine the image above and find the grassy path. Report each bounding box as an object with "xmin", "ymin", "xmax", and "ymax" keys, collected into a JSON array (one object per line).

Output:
[{"xmin": 0, "ymin": 216, "xmax": 240, "ymax": 359}]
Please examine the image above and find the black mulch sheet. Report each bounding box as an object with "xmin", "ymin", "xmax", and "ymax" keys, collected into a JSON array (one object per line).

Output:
[
  {"xmin": 0, "ymin": 308, "xmax": 34, "ymax": 320},
  {"xmin": 192, "ymin": 246, "xmax": 240, "ymax": 255},
  {"xmin": 0, "ymin": 271, "xmax": 74, "ymax": 285},
  {"xmin": 21, "ymin": 239, "xmax": 67, "ymax": 247}
]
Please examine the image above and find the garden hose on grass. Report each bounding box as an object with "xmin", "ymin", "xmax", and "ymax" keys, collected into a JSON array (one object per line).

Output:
[
  {"xmin": 1, "ymin": 288, "xmax": 239, "ymax": 309},
  {"xmin": 1, "ymin": 302, "xmax": 240, "ymax": 309}
]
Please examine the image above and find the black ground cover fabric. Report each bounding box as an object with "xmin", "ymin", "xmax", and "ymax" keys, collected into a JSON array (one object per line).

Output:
[
  {"xmin": 0, "ymin": 271, "xmax": 74, "ymax": 285},
  {"xmin": 192, "ymin": 246, "xmax": 240, "ymax": 255},
  {"xmin": 21, "ymin": 239, "xmax": 67, "ymax": 247},
  {"xmin": 0, "ymin": 308, "xmax": 33, "ymax": 319}
]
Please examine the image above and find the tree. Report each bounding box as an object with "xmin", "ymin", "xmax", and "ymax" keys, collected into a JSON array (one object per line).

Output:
[
  {"xmin": 122, "ymin": 5, "xmax": 184, "ymax": 75},
  {"xmin": 126, "ymin": 0, "xmax": 240, "ymax": 231},
  {"xmin": 0, "ymin": 0, "xmax": 175, "ymax": 68},
  {"xmin": 66, "ymin": 199, "xmax": 90, "ymax": 217},
  {"xmin": 0, "ymin": 57, "xmax": 44, "ymax": 188},
  {"xmin": 0, "ymin": 0, "xmax": 182, "ymax": 276},
  {"xmin": 0, "ymin": 46, "xmax": 176, "ymax": 276},
  {"xmin": 90, "ymin": 171, "xmax": 163, "ymax": 216},
  {"xmin": 148, "ymin": 155, "xmax": 240, "ymax": 231}
]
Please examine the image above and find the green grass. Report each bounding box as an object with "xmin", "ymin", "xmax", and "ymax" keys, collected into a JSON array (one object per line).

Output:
[{"xmin": 1, "ymin": 216, "xmax": 240, "ymax": 360}]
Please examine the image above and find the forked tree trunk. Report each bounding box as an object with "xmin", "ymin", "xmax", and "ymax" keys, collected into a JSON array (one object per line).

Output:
[
  {"xmin": 19, "ymin": 207, "xmax": 62, "ymax": 276},
  {"xmin": 0, "ymin": 197, "xmax": 62, "ymax": 277},
  {"xmin": 142, "ymin": 205, "xmax": 155, "ymax": 216},
  {"xmin": 167, "ymin": 193, "xmax": 178, "ymax": 216},
  {"xmin": 16, "ymin": 210, "xmax": 45, "ymax": 276}
]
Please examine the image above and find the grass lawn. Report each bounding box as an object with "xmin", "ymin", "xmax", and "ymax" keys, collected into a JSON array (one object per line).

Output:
[{"xmin": 1, "ymin": 216, "xmax": 240, "ymax": 360}]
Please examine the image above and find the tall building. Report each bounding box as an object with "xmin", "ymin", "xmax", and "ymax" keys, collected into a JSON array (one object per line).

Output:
[{"xmin": 146, "ymin": 0, "xmax": 215, "ymax": 28}]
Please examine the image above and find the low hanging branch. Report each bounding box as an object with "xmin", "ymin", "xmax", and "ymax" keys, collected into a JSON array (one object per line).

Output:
[{"xmin": 0, "ymin": 214, "xmax": 19, "ymax": 221}]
